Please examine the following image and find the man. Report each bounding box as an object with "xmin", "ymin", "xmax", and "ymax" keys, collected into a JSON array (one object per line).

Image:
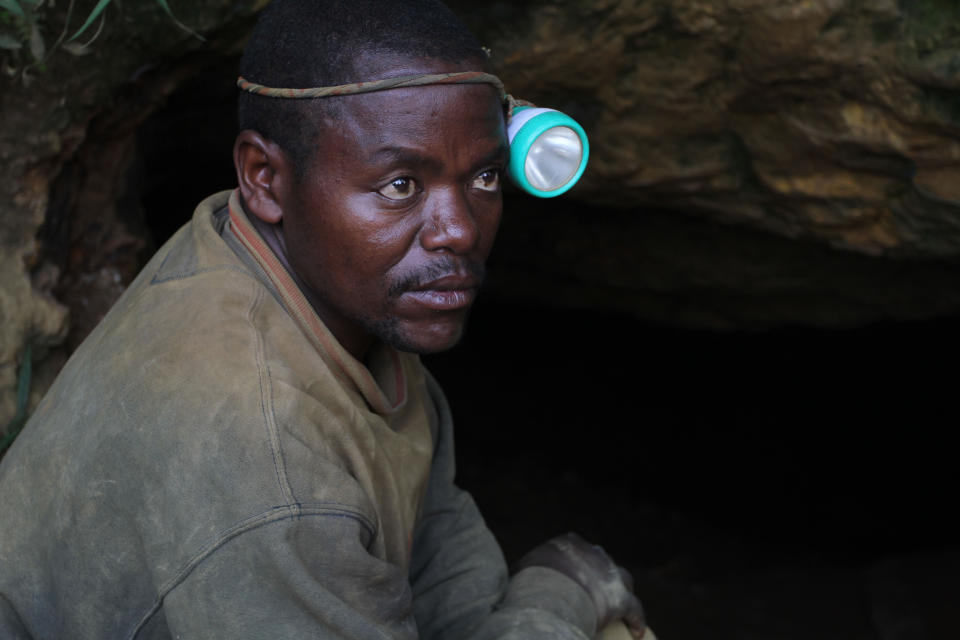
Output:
[{"xmin": 0, "ymin": 1, "xmax": 645, "ymax": 638}]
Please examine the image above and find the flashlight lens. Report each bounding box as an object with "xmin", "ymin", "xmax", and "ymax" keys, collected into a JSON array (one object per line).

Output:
[{"xmin": 524, "ymin": 126, "xmax": 584, "ymax": 192}]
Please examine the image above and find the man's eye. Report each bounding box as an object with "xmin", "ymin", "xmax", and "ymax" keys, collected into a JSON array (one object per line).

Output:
[
  {"xmin": 378, "ymin": 177, "xmax": 418, "ymax": 200},
  {"xmin": 471, "ymin": 169, "xmax": 501, "ymax": 192}
]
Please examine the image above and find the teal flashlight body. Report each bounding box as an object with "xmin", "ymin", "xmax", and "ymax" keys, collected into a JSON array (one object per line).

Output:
[{"xmin": 506, "ymin": 106, "xmax": 590, "ymax": 198}]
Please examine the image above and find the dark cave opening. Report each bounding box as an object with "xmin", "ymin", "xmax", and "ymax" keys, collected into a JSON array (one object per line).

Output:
[
  {"xmin": 126, "ymin": 59, "xmax": 959, "ymax": 638},
  {"xmin": 425, "ymin": 302, "xmax": 959, "ymax": 563},
  {"xmin": 429, "ymin": 304, "xmax": 959, "ymax": 639},
  {"xmin": 137, "ymin": 56, "xmax": 240, "ymax": 249}
]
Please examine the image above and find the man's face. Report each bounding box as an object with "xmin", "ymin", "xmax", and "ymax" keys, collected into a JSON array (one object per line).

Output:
[{"xmin": 278, "ymin": 54, "xmax": 508, "ymax": 356}]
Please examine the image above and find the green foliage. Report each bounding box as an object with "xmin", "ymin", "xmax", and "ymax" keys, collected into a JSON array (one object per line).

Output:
[
  {"xmin": 0, "ymin": 342, "xmax": 32, "ymax": 456},
  {"xmin": 67, "ymin": 0, "xmax": 203, "ymax": 42},
  {"xmin": 67, "ymin": 0, "xmax": 112, "ymax": 41},
  {"xmin": 0, "ymin": 0, "xmax": 25, "ymax": 20},
  {"xmin": 0, "ymin": 0, "xmax": 202, "ymax": 76}
]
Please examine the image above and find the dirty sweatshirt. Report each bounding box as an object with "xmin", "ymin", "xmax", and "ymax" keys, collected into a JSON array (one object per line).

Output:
[{"xmin": 0, "ymin": 190, "xmax": 597, "ymax": 639}]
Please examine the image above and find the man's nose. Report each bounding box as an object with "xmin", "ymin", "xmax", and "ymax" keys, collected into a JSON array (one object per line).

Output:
[{"xmin": 419, "ymin": 187, "xmax": 480, "ymax": 254}]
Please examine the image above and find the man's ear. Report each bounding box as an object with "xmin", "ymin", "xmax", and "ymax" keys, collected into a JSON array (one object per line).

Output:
[{"xmin": 233, "ymin": 130, "xmax": 292, "ymax": 224}]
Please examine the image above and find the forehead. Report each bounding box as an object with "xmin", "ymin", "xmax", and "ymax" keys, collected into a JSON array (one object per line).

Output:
[
  {"xmin": 311, "ymin": 53, "xmax": 506, "ymax": 163},
  {"xmin": 346, "ymin": 84, "xmax": 503, "ymax": 140}
]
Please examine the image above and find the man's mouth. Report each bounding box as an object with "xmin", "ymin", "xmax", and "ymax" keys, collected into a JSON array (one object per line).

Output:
[{"xmin": 402, "ymin": 274, "xmax": 481, "ymax": 311}]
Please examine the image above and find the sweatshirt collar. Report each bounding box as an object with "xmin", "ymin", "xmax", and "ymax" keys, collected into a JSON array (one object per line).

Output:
[{"xmin": 226, "ymin": 189, "xmax": 407, "ymax": 416}]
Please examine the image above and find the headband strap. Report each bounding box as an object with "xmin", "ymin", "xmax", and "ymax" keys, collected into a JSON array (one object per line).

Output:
[{"xmin": 237, "ymin": 71, "xmax": 528, "ymax": 114}]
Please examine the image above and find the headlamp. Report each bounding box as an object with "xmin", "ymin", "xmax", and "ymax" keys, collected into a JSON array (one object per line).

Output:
[
  {"xmin": 237, "ymin": 71, "xmax": 590, "ymax": 198},
  {"xmin": 506, "ymin": 106, "xmax": 590, "ymax": 198}
]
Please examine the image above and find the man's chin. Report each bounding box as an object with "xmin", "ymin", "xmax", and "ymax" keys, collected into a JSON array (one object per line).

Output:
[{"xmin": 375, "ymin": 316, "xmax": 469, "ymax": 355}]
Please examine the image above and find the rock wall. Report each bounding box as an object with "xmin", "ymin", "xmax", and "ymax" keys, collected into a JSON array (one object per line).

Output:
[
  {"xmin": 454, "ymin": 0, "xmax": 960, "ymax": 330},
  {"xmin": 455, "ymin": 0, "xmax": 960, "ymax": 258},
  {"xmin": 0, "ymin": 0, "xmax": 265, "ymax": 437}
]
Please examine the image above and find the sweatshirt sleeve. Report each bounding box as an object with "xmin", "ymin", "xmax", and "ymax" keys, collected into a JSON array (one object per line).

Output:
[
  {"xmin": 160, "ymin": 509, "xmax": 420, "ymax": 639},
  {"xmin": 408, "ymin": 374, "xmax": 599, "ymax": 640}
]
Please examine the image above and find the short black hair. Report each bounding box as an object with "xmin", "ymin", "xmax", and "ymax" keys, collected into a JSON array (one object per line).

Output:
[{"xmin": 238, "ymin": 0, "xmax": 486, "ymax": 175}]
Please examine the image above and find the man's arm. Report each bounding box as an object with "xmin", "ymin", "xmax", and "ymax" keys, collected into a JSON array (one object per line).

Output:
[
  {"xmin": 514, "ymin": 533, "xmax": 647, "ymax": 637},
  {"xmin": 157, "ymin": 444, "xmax": 599, "ymax": 640},
  {"xmin": 159, "ymin": 512, "xmax": 420, "ymax": 639}
]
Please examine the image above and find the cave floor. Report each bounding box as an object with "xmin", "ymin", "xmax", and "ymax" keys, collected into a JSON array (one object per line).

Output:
[
  {"xmin": 424, "ymin": 301, "xmax": 958, "ymax": 640},
  {"xmin": 455, "ymin": 460, "xmax": 958, "ymax": 640}
]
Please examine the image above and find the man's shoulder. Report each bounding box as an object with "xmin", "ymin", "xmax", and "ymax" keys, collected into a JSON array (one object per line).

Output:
[
  {"xmin": 26, "ymin": 190, "xmax": 298, "ymax": 454},
  {"xmin": 146, "ymin": 190, "xmax": 256, "ymax": 288}
]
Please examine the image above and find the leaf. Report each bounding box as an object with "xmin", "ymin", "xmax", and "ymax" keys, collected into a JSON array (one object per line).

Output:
[
  {"xmin": 62, "ymin": 40, "xmax": 91, "ymax": 55},
  {"xmin": 153, "ymin": 0, "xmax": 173, "ymax": 19},
  {"xmin": 0, "ymin": 32, "xmax": 21, "ymax": 49},
  {"xmin": 67, "ymin": 10, "xmax": 105, "ymax": 50},
  {"xmin": 152, "ymin": 0, "xmax": 204, "ymax": 41},
  {"xmin": 67, "ymin": 0, "xmax": 111, "ymax": 42},
  {"xmin": 28, "ymin": 20, "xmax": 43, "ymax": 61},
  {"xmin": 0, "ymin": 0, "xmax": 24, "ymax": 20}
]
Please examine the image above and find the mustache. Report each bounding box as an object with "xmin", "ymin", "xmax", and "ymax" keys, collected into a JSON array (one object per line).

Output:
[{"xmin": 387, "ymin": 258, "xmax": 486, "ymax": 297}]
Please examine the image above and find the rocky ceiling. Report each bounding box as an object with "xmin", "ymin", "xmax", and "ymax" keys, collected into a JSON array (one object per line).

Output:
[{"xmin": 2, "ymin": 0, "xmax": 960, "ymax": 428}]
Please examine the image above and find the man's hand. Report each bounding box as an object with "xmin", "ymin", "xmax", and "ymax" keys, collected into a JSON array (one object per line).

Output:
[{"xmin": 513, "ymin": 532, "xmax": 646, "ymax": 638}]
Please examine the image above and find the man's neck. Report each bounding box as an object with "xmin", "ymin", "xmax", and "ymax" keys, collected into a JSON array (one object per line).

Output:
[{"xmin": 242, "ymin": 207, "xmax": 375, "ymax": 361}]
